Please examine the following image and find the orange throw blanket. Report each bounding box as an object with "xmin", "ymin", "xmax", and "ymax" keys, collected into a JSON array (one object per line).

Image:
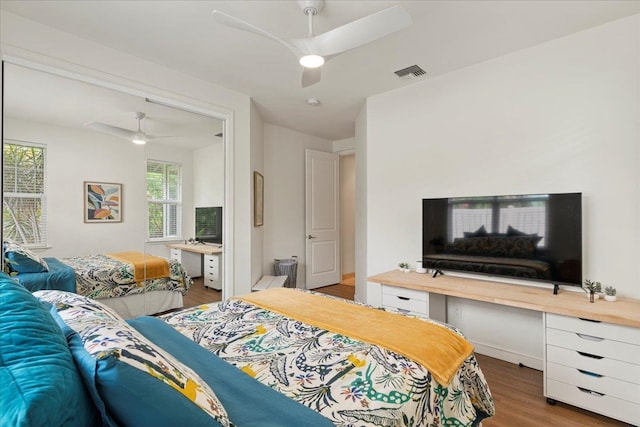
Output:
[
  {"xmin": 239, "ymin": 288, "xmax": 474, "ymax": 386},
  {"xmin": 107, "ymin": 251, "xmax": 170, "ymax": 283}
]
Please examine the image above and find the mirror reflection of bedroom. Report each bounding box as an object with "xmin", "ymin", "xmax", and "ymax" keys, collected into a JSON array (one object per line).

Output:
[{"xmin": 2, "ymin": 62, "xmax": 224, "ymax": 318}]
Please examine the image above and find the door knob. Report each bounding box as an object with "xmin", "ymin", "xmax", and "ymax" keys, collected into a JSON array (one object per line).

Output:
[{"xmin": 307, "ymin": 235, "xmax": 316, "ymax": 239}]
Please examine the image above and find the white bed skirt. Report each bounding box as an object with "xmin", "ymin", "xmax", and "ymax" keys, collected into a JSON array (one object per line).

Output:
[{"xmin": 97, "ymin": 290, "xmax": 184, "ymax": 319}]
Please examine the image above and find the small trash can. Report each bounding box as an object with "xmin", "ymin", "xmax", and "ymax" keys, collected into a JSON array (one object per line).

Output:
[{"xmin": 273, "ymin": 256, "xmax": 298, "ymax": 288}]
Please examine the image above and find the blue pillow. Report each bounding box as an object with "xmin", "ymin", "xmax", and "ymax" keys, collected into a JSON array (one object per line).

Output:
[
  {"xmin": 37, "ymin": 290, "xmax": 230, "ymax": 427},
  {"xmin": 0, "ymin": 274, "xmax": 99, "ymax": 427},
  {"xmin": 3, "ymin": 240, "xmax": 49, "ymax": 273}
]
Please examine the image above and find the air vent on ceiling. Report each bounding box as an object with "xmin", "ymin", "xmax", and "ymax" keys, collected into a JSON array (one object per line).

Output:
[{"xmin": 394, "ymin": 65, "xmax": 427, "ymax": 80}]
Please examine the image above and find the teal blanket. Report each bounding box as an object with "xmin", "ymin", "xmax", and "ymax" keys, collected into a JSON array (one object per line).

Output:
[
  {"xmin": 128, "ymin": 316, "xmax": 334, "ymax": 427},
  {"xmin": 16, "ymin": 257, "xmax": 76, "ymax": 292}
]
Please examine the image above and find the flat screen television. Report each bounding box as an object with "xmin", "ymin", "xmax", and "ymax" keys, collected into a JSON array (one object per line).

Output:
[
  {"xmin": 422, "ymin": 193, "xmax": 582, "ymax": 287},
  {"xmin": 195, "ymin": 206, "xmax": 222, "ymax": 245}
]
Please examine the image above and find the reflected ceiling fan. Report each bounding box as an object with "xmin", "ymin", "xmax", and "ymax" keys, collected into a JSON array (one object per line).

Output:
[
  {"xmin": 212, "ymin": 0, "xmax": 412, "ymax": 87},
  {"xmin": 84, "ymin": 112, "xmax": 176, "ymax": 145}
]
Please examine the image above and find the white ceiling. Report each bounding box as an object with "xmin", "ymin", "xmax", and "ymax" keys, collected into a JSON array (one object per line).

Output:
[
  {"xmin": 3, "ymin": 63, "xmax": 223, "ymax": 150},
  {"xmin": 2, "ymin": 0, "xmax": 640, "ymax": 141}
]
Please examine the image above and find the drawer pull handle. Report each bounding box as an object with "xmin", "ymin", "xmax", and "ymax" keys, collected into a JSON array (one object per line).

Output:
[
  {"xmin": 397, "ymin": 296, "xmax": 410, "ymax": 301},
  {"xmin": 578, "ymin": 317, "xmax": 602, "ymax": 323},
  {"xmin": 576, "ymin": 333, "xmax": 604, "ymax": 342},
  {"xmin": 577, "ymin": 351, "xmax": 603, "ymax": 360},
  {"xmin": 577, "ymin": 369, "xmax": 603, "ymax": 378},
  {"xmin": 577, "ymin": 387, "xmax": 604, "ymax": 397}
]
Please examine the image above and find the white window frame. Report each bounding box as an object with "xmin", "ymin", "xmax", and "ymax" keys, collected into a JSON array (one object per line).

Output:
[{"xmin": 146, "ymin": 159, "xmax": 182, "ymax": 242}]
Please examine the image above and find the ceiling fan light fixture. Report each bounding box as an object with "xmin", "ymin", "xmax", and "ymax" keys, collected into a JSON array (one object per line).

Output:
[
  {"xmin": 299, "ymin": 54, "xmax": 324, "ymax": 68},
  {"xmin": 131, "ymin": 131, "xmax": 147, "ymax": 145}
]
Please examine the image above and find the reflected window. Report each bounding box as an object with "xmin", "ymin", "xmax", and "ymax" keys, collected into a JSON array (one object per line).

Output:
[
  {"xmin": 147, "ymin": 160, "xmax": 181, "ymax": 240},
  {"xmin": 449, "ymin": 195, "xmax": 548, "ymax": 246},
  {"xmin": 2, "ymin": 141, "xmax": 47, "ymax": 246}
]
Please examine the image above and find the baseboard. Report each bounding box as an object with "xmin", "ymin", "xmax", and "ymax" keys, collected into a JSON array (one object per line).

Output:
[
  {"xmin": 471, "ymin": 341, "xmax": 543, "ymax": 371},
  {"xmin": 342, "ymin": 272, "xmax": 355, "ymax": 280}
]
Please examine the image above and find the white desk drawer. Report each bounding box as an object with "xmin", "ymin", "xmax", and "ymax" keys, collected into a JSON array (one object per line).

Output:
[
  {"xmin": 547, "ymin": 313, "xmax": 640, "ymax": 345},
  {"xmin": 382, "ymin": 293, "xmax": 428, "ymax": 315},
  {"xmin": 382, "ymin": 285, "xmax": 428, "ymax": 301},
  {"xmin": 547, "ymin": 379, "xmax": 640, "ymax": 425},
  {"xmin": 170, "ymin": 248, "xmax": 181, "ymax": 261},
  {"xmin": 546, "ymin": 328, "xmax": 640, "ymax": 365},
  {"xmin": 547, "ymin": 361, "xmax": 640, "ymax": 403},
  {"xmin": 547, "ymin": 345, "xmax": 640, "ymax": 384}
]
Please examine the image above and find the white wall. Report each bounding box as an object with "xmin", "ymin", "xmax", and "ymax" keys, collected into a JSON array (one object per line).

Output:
[
  {"xmin": 340, "ymin": 154, "xmax": 355, "ymax": 275},
  {"xmin": 263, "ymin": 123, "xmax": 333, "ymax": 288},
  {"xmin": 193, "ymin": 141, "xmax": 224, "ymax": 208},
  {"xmin": 1, "ymin": 10, "xmax": 256, "ymax": 295},
  {"xmin": 5, "ymin": 117, "xmax": 194, "ymax": 257},
  {"xmin": 355, "ymin": 103, "xmax": 369, "ymax": 304},
  {"xmin": 250, "ymin": 101, "xmax": 265, "ymax": 288},
  {"xmin": 364, "ymin": 15, "xmax": 640, "ymax": 366}
]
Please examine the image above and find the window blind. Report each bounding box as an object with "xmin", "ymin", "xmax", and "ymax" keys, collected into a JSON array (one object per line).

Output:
[
  {"xmin": 146, "ymin": 160, "xmax": 182, "ymax": 239},
  {"xmin": 2, "ymin": 141, "xmax": 47, "ymax": 246}
]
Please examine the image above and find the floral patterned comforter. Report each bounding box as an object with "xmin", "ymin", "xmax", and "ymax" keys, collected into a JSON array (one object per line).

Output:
[
  {"xmin": 60, "ymin": 253, "xmax": 192, "ymax": 299},
  {"xmin": 161, "ymin": 293, "xmax": 495, "ymax": 426}
]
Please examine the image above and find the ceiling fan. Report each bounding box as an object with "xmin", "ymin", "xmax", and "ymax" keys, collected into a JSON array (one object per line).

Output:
[
  {"xmin": 212, "ymin": 0, "xmax": 412, "ymax": 87},
  {"xmin": 84, "ymin": 112, "xmax": 175, "ymax": 145}
]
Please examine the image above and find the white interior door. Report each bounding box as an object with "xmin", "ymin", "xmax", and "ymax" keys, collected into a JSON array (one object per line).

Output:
[{"xmin": 305, "ymin": 149, "xmax": 340, "ymax": 289}]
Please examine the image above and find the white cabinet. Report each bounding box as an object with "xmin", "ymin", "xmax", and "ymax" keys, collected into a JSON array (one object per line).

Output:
[
  {"xmin": 169, "ymin": 248, "xmax": 202, "ymax": 277},
  {"xmin": 203, "ymin": 254, "xmax": 222, "ymax": 290},
  {"xmin": 381, "ymin": 284, "xmax": 446, "ymax": 322},
  {"xmin": 544, "ymin": 313, "xmax": 640, "ymax": 425}
]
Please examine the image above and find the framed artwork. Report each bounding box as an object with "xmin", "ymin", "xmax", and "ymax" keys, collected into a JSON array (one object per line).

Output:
[
  {"xmin": 254, "ymin": 171, "xmax": 264, "ymax": 227},
  {"xmin": 84, "ymin": 181, "xmax": 122, "ymax": 223}
]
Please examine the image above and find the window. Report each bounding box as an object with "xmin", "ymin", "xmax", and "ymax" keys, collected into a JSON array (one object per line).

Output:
[
  {"xmin": 146, "ymin": 160, "xmax": 182, "ymax": 240},
  {"xmin": 2, "ymin": 141, "xmax": 47, "ymax": 246},
  {"xmin": 449, "ymin": 195, "xmax": 548, "ymax": 245}
]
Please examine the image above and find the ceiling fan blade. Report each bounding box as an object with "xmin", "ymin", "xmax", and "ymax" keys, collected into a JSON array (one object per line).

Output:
[
  {"xmin": 212, "ymin": 10, "xmax": 302, "ymax": 57},
  {"xmin": 292, "ymin": 6, "xmax": 412, "ymax": 57},
  {"xmin": 301, "ymin": 67, "xmax": 322, "ymax": 88},
  {"xmin": 84, "ymin": 122, "xmax": 137, "ymax": 140},
  {"xmin": 145, "ymin": 135, "xmax": 181, "ymax": 141}
]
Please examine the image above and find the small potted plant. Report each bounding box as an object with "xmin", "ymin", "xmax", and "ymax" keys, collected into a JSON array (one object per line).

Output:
[
  {"xmin": 583, "ymin": 279, "xmax": 602, "ymax": 303},
  {"xmin": 604, "ymin": 286, "xmax": 617, "ymax": 302},
  {"xmin": 398, "ymin": 262, "xmax": 411, "ymax": 273}
]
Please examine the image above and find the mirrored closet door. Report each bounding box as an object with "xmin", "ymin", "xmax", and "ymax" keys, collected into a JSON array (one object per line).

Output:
[{"xmin": 2, "ymin": 62, "xmax": 225, "ymax": 314}]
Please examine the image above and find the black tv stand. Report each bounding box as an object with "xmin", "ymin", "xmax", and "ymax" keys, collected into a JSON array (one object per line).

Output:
[
  {"xmin": 432, "ymin": 269, "xmax": 443, "ymax": 278},
  {"xmin": 553, "ymin": 284, "xmax": 559, "ymax": 295}
]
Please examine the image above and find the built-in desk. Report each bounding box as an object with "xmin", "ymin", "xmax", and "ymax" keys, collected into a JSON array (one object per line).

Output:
[
  {"xmin": 168, "ymin": 243, "xmax": 223, "ymax": 290},
  {"xmin": 368, "ymin": 270, "xmax": 640, "ymax": 425},
  {"xmin": 368, "ymin": 270, "xmax": 640, "ymax": 327}
]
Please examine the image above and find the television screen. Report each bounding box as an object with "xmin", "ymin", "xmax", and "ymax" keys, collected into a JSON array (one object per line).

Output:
[
  {"xmin": 195, "ymin": 206, "xmax": 222, "ymax": 245},
  {"xmin": 422, "ymin": 193, "xmax": 582, "ymax": 286}
]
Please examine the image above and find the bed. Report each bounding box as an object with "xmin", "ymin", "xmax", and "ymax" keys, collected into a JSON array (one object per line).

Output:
[
  {"xmin": 159, "ymin": 288, "xmax": 496, "ymax": 426},
  {"xmin": 3, "ymin": 241, "xmax": 192, "ymax": 318},
  {"xmin": 3, "ymin": 274, "xmax": 495, "ymax": 427}
]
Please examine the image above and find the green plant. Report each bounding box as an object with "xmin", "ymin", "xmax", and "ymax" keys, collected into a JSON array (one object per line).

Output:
[
  {"xmin": 583, "ymin": 279, "xmax": 601, "ymax": 294},
  {"xmin": 604, "ymin": 286, "xmax": 617, "ymax": 296},
  {"xmin": 398, "ymin": 262, "xmax": 410, "ymax": 269}
]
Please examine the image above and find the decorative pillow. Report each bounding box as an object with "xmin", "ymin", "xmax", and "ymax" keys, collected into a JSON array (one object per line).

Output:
[
  {"xmin": 3, "ymin": 240, "xmax": 49, "ymax": 273},
  {"xmin": 37, "ymin": 290, "xmax": 230, "ymax": 427},
  {"xmin": 0, "ymin": 274, "xmax": 99, "ymax": 427},
  {"xmin": 463, "ymin": 225, "xmax": 488, "ymax": 238},
  {"xmin": 506, "ymin": 225, "xmax": 543, "ymax": 245}
]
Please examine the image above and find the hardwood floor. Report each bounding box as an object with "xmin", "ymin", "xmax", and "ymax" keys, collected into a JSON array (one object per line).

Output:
[
  {"xmin": 182, "ymin": 277, "xmax": 223, "ymax": 308},
  {"xmin": 180, "ymin": 279, "xmax": 626, "ymax": 427}
]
